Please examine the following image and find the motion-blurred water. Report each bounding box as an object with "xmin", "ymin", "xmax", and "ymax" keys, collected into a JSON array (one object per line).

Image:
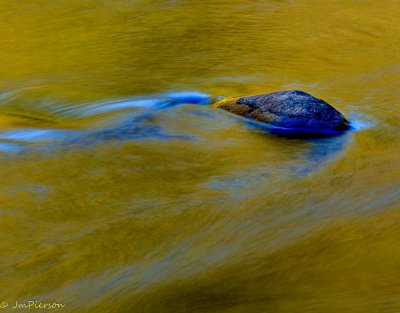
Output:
[{"xmin": 0, "ymin": 1, "xmax": 399, "ymax": 312}]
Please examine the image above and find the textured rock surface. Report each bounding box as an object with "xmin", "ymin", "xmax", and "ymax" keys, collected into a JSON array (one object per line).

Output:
[{"xmin": 214, "ymin": 90, "xmax": 349, "ymax": 131}]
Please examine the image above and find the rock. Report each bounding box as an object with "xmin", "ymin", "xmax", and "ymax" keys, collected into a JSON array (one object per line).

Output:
[{"xmin": 213, "ymin": 90, "xmax": 349, "ymax": 132}]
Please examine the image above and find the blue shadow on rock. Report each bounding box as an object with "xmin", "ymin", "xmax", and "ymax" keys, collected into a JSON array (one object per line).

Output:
[{"xmin": 243, "ymin": 116, "xmax": 350, "ymax": 139}]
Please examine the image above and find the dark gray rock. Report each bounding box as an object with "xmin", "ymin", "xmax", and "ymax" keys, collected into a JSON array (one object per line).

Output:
[
  {"xmin": 238, "ymin": 90, "xmax": 349, "ymax": 130},
  {"xmin": 215, "ymin": 90, "xmax": 349, "ymax": 132}
]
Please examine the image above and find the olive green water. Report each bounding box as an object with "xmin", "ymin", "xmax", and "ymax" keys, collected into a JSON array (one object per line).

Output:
[{"xmin": 0, "ymin": 1, "xmax": 399, "ymax": 312}]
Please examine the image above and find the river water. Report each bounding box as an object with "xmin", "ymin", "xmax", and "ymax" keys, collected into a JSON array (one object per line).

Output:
[{"xmin": 0, "ymin": 1, "xmax": 399, "ymax": 312}]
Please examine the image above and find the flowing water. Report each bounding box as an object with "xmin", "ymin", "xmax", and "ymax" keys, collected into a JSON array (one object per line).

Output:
[{"xmin": 0, "ymin": 1, "xmax": 399, "ymax": 312}]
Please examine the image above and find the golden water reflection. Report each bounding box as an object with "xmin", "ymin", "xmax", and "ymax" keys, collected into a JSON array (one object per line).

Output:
[{"xmin": 0, "ymin": 0, "xmax": 399, "ymax": 312}]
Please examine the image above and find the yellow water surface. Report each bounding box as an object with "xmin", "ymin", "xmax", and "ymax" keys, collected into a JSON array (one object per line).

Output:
[{"xmin": 0, "ymin": 0, "xmax": 399, "ymax": 312}]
